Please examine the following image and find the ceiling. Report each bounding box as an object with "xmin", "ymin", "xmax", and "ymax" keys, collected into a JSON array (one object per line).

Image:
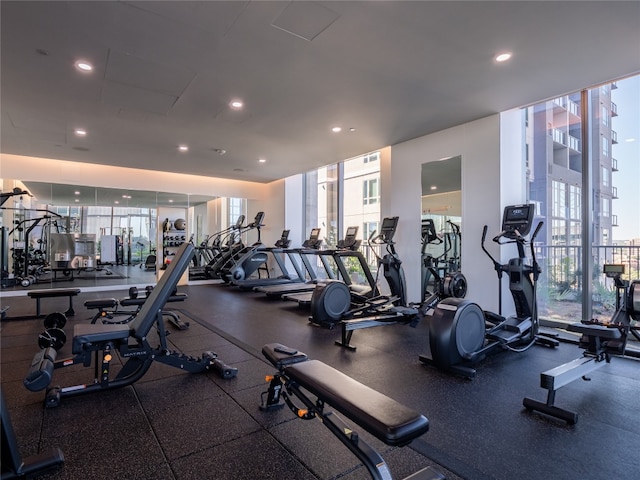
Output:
[{"xmin": 2, "ymin": 1, "xmax": 639, "ymax": 185}]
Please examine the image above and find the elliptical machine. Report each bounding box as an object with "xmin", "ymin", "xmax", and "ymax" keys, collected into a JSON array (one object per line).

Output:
[
  {"xmin": 420, "ymin": 218, "xmax": 467, "ymax": 315},
  {"xmin": 420, "ymin": 204, "xmax": 558, "ymax": 378}
]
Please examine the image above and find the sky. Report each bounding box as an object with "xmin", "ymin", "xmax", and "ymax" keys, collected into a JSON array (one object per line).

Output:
[{"xmin": 611, "ymin": 75, "xmax": 640, "ymax": 242}]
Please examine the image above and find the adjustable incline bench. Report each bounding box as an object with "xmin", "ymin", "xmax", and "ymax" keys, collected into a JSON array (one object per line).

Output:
[
  {"xmin": 24, "ymin": 243, "xmax": 237, "ymax": 407},
  {"xmin": 260, "ymin": 343, "xmax": 445, "ymax": 480}
]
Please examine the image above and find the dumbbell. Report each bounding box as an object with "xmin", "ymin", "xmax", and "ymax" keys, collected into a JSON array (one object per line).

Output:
[
  {"xmin": 20, "ymin": 275, "xmax": 36, "ymax": 287},
  {"xmin": 128, "ymin": 286, "xmax": 153, "ymax": 300},
  {"xmin": 43, "ymin": 312, "xmax": 67, "ymax": 329},
  {"xmin": 38, "ymin": 312, "xmax": 68, "ymax": 350},
  {"xmin": 38, "ymin": 328, "xmax": 66, "ymax": 351}
]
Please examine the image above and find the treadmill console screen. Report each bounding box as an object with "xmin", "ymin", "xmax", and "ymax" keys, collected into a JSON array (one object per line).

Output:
[
  {"xmin": 502, "ymin": 204, "xmax": 534, "ymax": 237},
  {"xmin": 309, "ymin": 228, "xmax": 321, "ymax": 241},
  {"xmin": 422, "ymin": 219, "xmax": 438, "ymax": 244},
  {"xmin": 345, "ymin": 226, "xmax": 358, "ymax": 239},
  {"xmin": 234, "ymin": 215, "xmax": 245, "ymax": 229}
]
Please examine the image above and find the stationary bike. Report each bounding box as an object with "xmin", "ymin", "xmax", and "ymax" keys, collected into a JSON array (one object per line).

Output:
[{"xmin": 420, "ymin": 204, "xmax": 558, "ymax": 378}]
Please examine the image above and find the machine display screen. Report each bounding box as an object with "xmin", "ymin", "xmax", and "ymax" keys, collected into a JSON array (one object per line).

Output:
[
  {"xmin": 502, "ymin": 204, "xmax": 534, "ymax": 236},
  {"xmin": 603, "ymin": 264, "xmax": 625, "ymax": 275},
  {"xmin": 505, "ymin": 205, "xmax": 531, "ymax": 222},
  {"xmin": 380, "ymin": 217, "xmax": 399, "ymax": 241},
  {"xmin": 381, "ymin": 217, "xmax": 398, "ymax": 232},
  {"xmin": 309, "ymin": 228, "xmax": 321, "ymax": 240}
]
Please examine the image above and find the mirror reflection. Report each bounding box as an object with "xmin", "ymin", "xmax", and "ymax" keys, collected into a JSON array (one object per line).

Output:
[
  {"xmin": 0, "ymin": 179, "xmax": 218, "ymax": 290},
  {"xmin": 421, "ymin": 156, "xmax": 462, "ymax": 299}
]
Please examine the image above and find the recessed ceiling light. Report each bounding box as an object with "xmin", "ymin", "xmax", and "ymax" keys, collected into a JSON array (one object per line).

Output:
[
  {"xmin": 349, "ymin": 128, "xmax": 356, "ymax": 132},
  {"xmin": 74, "ymin": 199, "xmax": 79, "ymax": 203},
  {"xmin": 74, "ymin": 128, "xmax": 87, "ymax": 137},
  {"xmin": 178, "ymin": 145, "xmax": 189, "ymax": 152},
  {"xmin": 331, "ymin": 126, "xmax": 342, "ymax": 133},
  {"xmin": 74, "ymin": 191, "xmax": 80, "ymax": 195},
  {"xmin": 75, "ymin": 60, "xmax": 93, "ymax": 72},
  {"xmin": 258, "ymin": 158, "xmax": 266, "ymax": 163},
  {"xmin": 168, "ymin": 199, "xmax": 174, "ymax": 203},
  {"xmin": 230, "ymin": 100, "xmax": 243, "ymax": 109},
  {"xmin": 495, "ymin": 52, "xmax": 512, "ymax": 63},
  {"xmin": 114, "ymin": 200, "xmax": 119, "ymax": 204},
  {"xmin": 430, "ymin": 185, "xmax": 437, "ymax": 190},
  {"xmin": 625, "ymin": 138, "xmax": 636, "ymax": 143}
]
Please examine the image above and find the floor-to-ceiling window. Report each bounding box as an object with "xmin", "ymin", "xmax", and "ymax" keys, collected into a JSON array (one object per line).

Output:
[{"xmin": 527, "ymin": 73, "xmax": 639, "ymax": 323}]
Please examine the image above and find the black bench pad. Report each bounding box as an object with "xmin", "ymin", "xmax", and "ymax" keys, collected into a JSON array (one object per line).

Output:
[
  {"xmin": 568, "ymin": 322, "xmax": 623, "ymax": 339},
  {"xmin": 284, "ymin": 359, "xmax": 429, "ymax": 446},
  {"xmin": 262, "ymin": 343, "xmax": 309, "ymax": 368},
  {"xmin": 72, "ymin": 324, "xmax": 130, "ymax": 354},
  {"xmin": 27, "ymin": 288, "xmax": 81, "ymax": 298},
  {"xmin": 120, "ymin": 293, "xmax": 187, "ymax": 307},
  {"xmin": 84, "ymin": 298, "xmax": 118, "ymax": 309}
]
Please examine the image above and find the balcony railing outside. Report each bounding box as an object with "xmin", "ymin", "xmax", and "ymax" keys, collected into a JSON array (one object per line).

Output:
[
  {"xmin": 535, "ymin": 244, "xmax": 640, "ymax": 323},
  {"xmin": 552, "ymin": 128, "xmax": 566, "ymax": 145}
]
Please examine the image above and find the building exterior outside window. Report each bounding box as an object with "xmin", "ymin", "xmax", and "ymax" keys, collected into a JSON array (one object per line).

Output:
[{"xmin": 526, "ymin": 74, "xmax": 639, "ymax": 322}]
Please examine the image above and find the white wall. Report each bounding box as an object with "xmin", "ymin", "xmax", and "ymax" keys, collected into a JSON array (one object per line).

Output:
[
  {"xmin": 388, "ymin": 113, "xmax": 526, "ymax": 312},
  {"xmin": 247, "ymin": 179, "xmax": 286, "ymax": 246},
  {"xmin": 285, "ymin": 175, "xmax": 305, "ymax": 247}
]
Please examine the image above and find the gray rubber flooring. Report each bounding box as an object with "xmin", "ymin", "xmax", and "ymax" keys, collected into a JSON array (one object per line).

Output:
[{"xmin": 2, "ymin": 283, "xmax": 639, "ymax": 479}]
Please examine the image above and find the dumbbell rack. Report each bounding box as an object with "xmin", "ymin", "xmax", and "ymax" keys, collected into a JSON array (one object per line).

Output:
[{"xmin": 162, "ymin": 221, "xmax": 187, "ymax": 270}]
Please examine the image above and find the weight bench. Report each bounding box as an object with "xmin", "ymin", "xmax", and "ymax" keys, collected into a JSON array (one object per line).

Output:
[
  {"xmin": 24, "ymin": 243, "xmax": 237, "ymax": 407},
  {"xmin": 9, "ymin": 288, "xmax": 80, "ymax": 320},
  {"xmin": 85, "ymin": 292, "xmax": 190, "ymax": 330},
  {"xmin": 260, "ymin": 343, "xmax": 444, "ymax": 480}
]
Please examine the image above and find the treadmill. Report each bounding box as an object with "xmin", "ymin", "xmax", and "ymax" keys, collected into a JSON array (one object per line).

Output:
[
  {"xmin": 282, "ymin": 226, "xmax": 375, "ymax": 306},
  {"xmin": 233, "ymin": 230, "xmax": 307, "ymax": 290},
  {"xmin": 256, "ymin": 228, "xmax": 329, "ymax": 298}
]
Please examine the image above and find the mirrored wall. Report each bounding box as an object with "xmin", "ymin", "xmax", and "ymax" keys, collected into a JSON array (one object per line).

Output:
[
  {"xmin": 0, "ymin": 179, "xmax": 217, "ymax": 290},
  {"xmin": 421, "ymin": 156, "xmax": 462, "ymax": 298}
]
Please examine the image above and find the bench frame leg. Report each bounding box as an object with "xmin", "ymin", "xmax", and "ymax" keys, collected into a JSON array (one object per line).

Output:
[
  {"xmin": 1, "ymin": 389, "xmax": 64, "ymax": 478},
  {"xmin": 260, "ymin": 374, "xmax": 444, "ymax": 480}
]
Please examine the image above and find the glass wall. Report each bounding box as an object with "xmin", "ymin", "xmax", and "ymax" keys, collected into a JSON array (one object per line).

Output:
[
  {"xmin": 302, "ymin": 153, "xmax": 382, "ymax": 286},
  {"xmin": 305, "ymin": 163, "xmax": 339, "ymax": 248},
  {"xmin": 0, "ymin": 180, "xmax": 217, "ymax": 290},
  {"xmin": 526, "ymin": 73, "xmax": 639, "ymax": 324}
]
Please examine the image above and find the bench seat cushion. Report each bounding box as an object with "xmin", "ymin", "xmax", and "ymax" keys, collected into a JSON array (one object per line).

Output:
[
  {"xmin": 284, "ymin": 359, "xmax": 429, "ymax": 446},
  {"xmin": 120, "ymin": 293, "xmax": 187, "ymax": 307},
  {"xmin": 28, "ymin": 288, "xmax": 81, "ymax": 298},
  {"xmin": 72, "ymin": 323, "xmax": 130, "ymax": 354},
  {"xmin": 568, "ymin": 322, "xmax": 622, "ymax": 339},
  {"xmin": 84, "ymin": 298, "xmax": 118, "ymax": 309}
]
